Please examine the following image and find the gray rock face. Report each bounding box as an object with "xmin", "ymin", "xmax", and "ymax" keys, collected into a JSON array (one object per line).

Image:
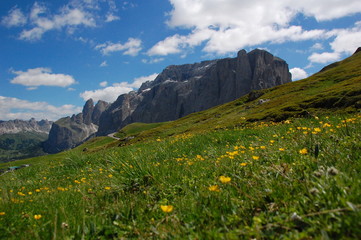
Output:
[
  {"xmin": 0, "ymin": 118, "xmax": 53, "ymax": 135},
  {"xmin": 92, "ymin": 100, "xmax": 109, "ymax": 125},
  {"xmin": 97, "ymin": 49, "xmax": 291, "ymax": 135},
  {"xmin": 44, "ymin": 99, "xmax": 109, "ymax": 153},
  {"xmin": 97, "ymin": 92, "xmax": 143, "ymax": 135}
]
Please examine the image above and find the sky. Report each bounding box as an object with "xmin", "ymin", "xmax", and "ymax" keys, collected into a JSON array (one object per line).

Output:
[{"xmin": 1, "ymin": 0, "xmax": 360, "ymax": 121}]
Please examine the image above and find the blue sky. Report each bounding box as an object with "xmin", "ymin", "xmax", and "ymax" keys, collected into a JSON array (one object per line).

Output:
[{"xmin": 1, "ymin": 0, "xmax": 360, "ymax": 121}]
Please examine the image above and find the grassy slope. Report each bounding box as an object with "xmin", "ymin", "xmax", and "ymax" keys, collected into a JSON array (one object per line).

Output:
[
  {"xmin": 0, "ymin": 52, "xmax": 360, "ymax": 239},
  {"xmin": 114, "ymin": 51, "xmax": 361, "ymax": 144},
  {"xmin": 114, "ymin": 122, "xmax": 167, "ymax": 139},
  {"xmin": 0, "ymin": 132, "xmax": 48, "ymax": 163}
]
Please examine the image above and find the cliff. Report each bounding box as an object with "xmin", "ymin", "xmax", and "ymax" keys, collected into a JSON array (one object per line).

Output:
[
  {"xmin": 43, "ymin": 99, "xmax": 109, "ymax": 153},
  {"xmin": 97, "ymin": 49, "xmax": 291, "ymax": 135}
]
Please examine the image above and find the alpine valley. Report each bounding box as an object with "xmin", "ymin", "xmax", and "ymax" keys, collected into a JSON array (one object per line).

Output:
[
  {"xmin": 0, "ymin": 48, "xmax": 360, "ymax": 239},
  {"xmin": 0, "ymin": 119, "xmax": 52, "ymax": 162}
]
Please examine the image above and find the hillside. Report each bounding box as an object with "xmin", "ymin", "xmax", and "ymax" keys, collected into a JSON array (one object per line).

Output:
[
  {"xmin": 0, "ymin": 119, "xmax": 52, "ymax": 162},
  {"xmin": 0, "ymin": 51, "xmax": 360, "ymax": 239},
  {"xmin": 107, "ymin": 49, "xmax": 361, "ymax": 144},
  {"xmin": 0, "ymin": 132, "xmax": 48, "ymax": 163}
]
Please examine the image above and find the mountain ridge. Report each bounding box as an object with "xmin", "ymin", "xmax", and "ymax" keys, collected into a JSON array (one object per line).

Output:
[
  {"xmin": 0, "ymin": 118, "xmax": 53, "ymax": 135},
  {"xmin": 44, "ymin": 48, "xmax": 292, "ymax": 153},
  {"xmin": 97, "ymin": 48, "xmax": 291, "ymax": 135}
]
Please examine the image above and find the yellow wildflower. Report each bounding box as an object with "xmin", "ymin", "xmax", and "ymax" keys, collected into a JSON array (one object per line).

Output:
[
  {"xmin": 299, "ymin": 148, "xmax": 308, "ymax": 155},
  {"xmin": 252, "ymin": 156, "xmax": 260, "ymax": 160},
  {"xmin": 0, "ymin": 212, "xmax": 5, "ymax": 216},
  {"xmin": 240, "ymin": 162, "xmax": 247, "ymax": 166},
  {"xmin": 219, "ymin": 176, "xmax": 231, "ymax": 183},
  {"xmin": 104, "ymin": 186, "xmax": 111, "ymax": 190},
  {"xmin": 314, "ymin": 128, "xmax": 321, "ymax": 132},
  {"xmin": 279, "ymin": 148, "xmax": 285, "ymax": 151},
  {"xmin": 34, "ymin": 214, "xmax": 42, "ymax": 220},
  {"xmin": 160, "ymin": 205, "xmax": 173, "ymax": 213},
  {"xmin": 208, "ymin": 185, "xmax": 221, "ymax": 192}
]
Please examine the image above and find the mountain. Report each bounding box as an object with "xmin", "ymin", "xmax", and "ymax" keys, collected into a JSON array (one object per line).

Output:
[
  {"xmin": 0, "ymin": 118, "xmax": 53, "ymax": 162},
  {"xmin": 97, "ymin": 49, "xmax": 291, "ymax": 135},
  {"xmin": 43, "ymin": 99, "xmax": 109, "ymax": 154},
  {"xmin": 44, "ymin": 48, "xmax": 291, "ymax": 153},
  {"xmin": 0, "ymin": 118, "xmax": 52, "ymax": 135},
  {"xmin": 102, "ymin": 47, "xmax": 361, "ymax": 145}
]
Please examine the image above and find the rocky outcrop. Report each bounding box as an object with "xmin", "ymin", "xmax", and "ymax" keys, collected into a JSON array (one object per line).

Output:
[
  {"xmin": 43, "ymin": 99, "xmax": 109, "ymax": 153},
  {"xmin": 97, "ymin": 49, "xmax": 291, "ymax": 135},
  {"xmin": 0, "ymin": 118, "xmax": 53, "ymax": 135}
]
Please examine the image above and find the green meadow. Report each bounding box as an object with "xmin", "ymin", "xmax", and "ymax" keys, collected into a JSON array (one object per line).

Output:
[
  {"xmin": 0, "ymin": 114, "xmax": 360, "ymax": 239},
  {"xmin": 0, "ymin": 52, "xmax": 360, "ymax": 239}
]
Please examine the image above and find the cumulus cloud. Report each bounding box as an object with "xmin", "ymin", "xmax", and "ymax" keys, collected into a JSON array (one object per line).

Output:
[
  {"xmin": 16, "ymin": 2, "xmax": 96, "ymax": 41},
  {"xmin": 95, "ymin": 38, "xmax": 142, "ymax": 56},
  {"xmin": 0, "ymin": 96, "xmax": 81, "ymax": 121},
  {"xmin": 1, "ymin": 7, "xmax": 27, "ymax": 27},
  {"xmin": 148, "ymin": 0, "xmax": 361, "ymax": 56},
  {"xmin": 2, "ymin": 0, "xmax": 123, "ymax": 41},
  {"xmin": 311, "ymin": 43, "xmax": 324, "ymax": 50},
  {"xmin": 308, "ymin": 52, "xmax": 341, "ymax": 64},
  {"xmin": 308, "ymin": 21, "xmax": 361, "ymax": 64},
  {"xmin": 80, "ymin": 73, "xmax": 158, "ymax": 102},
  {"xmin": 290, "ymin": 67, "xmax": 308, "ymax": 81},
  {"xmin": 10, "ymin": 68, "xmax": 76, "ymax": 88}
]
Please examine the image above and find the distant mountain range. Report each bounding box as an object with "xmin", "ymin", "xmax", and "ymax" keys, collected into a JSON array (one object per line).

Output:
[
  {"xmin": 44, "ymin": 48, "xmax": 291, "ymax": 153},
  {"xmin": 0, "ymin": 118, "xmax": 53, "ymax": 162},
  {"xmin": 0, "ymin": 118, "xmax": 52, "ymax": 134}
]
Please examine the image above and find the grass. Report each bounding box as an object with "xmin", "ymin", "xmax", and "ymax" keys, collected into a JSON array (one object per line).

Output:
[
  {"xmin": 0, "ymin": 114, "xmax": 360, "ymax": 239},
  {"xmin": 0, "ymin": 51, "xmax": 360, "ymax": 239},
  {"xmin": 0, "ymin": 132, "xmax": 48, "ymax": 163},
  {"xmin": 114, "ymin": 122, "xmax": 167, "ymax": 139}
]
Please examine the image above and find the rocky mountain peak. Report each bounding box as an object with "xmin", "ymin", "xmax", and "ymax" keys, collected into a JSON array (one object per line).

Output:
[
  {"xmin": 0, "ymin": 119, "xmax": 53, "ymax": 135},
  {"xmin": 43, "ymin": 99, "xmax": 109, "ymax": 153},
  {"xmin": 97, "ymin": 48, "xmax": 291, "ymax": 136},
  {"xmin": 82, "ymin": 98, "xmax": 95, "ymax": 125}
]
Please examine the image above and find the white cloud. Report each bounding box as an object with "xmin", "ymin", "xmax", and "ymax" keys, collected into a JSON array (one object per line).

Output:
[
  {"xmin": 95, "ymin": 38, "xmax": 142, "ymax": 56},
  {"xmin": 129, "ymin": 73, "xmax": 159, "ymax": 88},
  {"xmin": 148, "ymin": 0, "xmax": 361, "ymax": 56},
  {"xmin": 329, "ymin": 22, "xmax": 361, "ymax": 55},
  {"xmin": 311, "ymin": 43, "xmax": 323, "ymax": 50},
  {"xmin": 99, "ymin": 81, "xmax": 108, "ymax": 87},
  {"xmin": 0, "ymin": 96, "xmax": 81, "ymax": 121},
  {"xmin": 308, "ymin": 21, "xmax": 361, "ymax": 64},
  {"xmin": 142, "ymin": 58, "xmax": 165, "ymax": 64},
  {"xmin": 100, "ymin": 61, "xmax": 108, "ymax": 67},
  {"xmin": 308, "ymin": 52, "xmax": 341, "ymax": 64},
  {"xmin": 290, "ymin": 67, "xmax": 308, "ymax": 81},
  {"xmin": 3, "ymin": 2, "xmax": 97, "ymax": 41},
  {"xmin": 80, "ymin": 73, "xmax": 158, "ymax": 102},
  {"xmin": 11, "ymin": 68, "xmax": 76, "ymax": 88},
  {"xmin": 1, "ymin": 7, "xmax": 27, "ymax": 27},
  {"xmin": 105, "ymin": 13, "xmax": 120, "ymax": 22},
  {"xmin": 80, "ymin": 85, "xmax": 134, "ymax": 103}
]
